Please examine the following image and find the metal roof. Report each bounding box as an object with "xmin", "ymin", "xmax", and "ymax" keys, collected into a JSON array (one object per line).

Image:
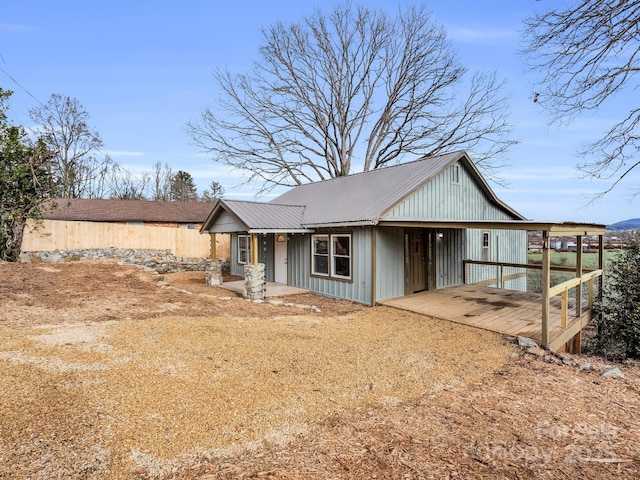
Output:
[
  {"xmin": 209, "ymin": 199, "xmax": 308, "ymax": 231},
  {"xmin": 271, "ymin": 151, "xmax": 523, "ymax": 226},
  {"xmin": 202, "ymin": 151, "xmax": 530, "ymax": 233}
]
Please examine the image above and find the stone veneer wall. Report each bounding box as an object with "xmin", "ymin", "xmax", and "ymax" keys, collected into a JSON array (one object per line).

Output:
[
  {"xmin": 19, "ymin": 248, "xmax": 219, "ymax": 274},
  {"xmin": 243, "ymin": 263, "xmax": 266, "ymax": 301}
]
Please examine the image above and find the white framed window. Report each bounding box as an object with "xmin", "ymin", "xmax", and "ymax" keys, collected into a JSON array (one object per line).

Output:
[
  {"xmin": 238, "ymin": 234, "xmax": 250, "ymax": 264},
  {"xmin": 482, "ymin": 231, "xmax": 490, "ymax": 262},
  {"xmin": 311, "ymin": 233, "xmax": 352, "ymax": 280},
  {"xmin": 311, "ymin": 234, "xmax": 329, "ymax": 276},
  {"xmin": 332, "ymin": 234, "xmax": 351, "ymax": 279}
]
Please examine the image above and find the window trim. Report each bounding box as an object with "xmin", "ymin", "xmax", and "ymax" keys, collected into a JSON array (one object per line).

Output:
[
  {"xmin": 481, "ymin": 231, "xmax": 491, "ymax": 262},
  {"xmin": 452, "ymin": 164, "xmax": 460, "ymax": 185},
  {"xmin": 237, "ymin": 234, "xmax": 250, "ymax": 265},
  {"xmin": 311, "ymin": 234, "xmax": 330, "ymax": 277},
  {"xmin": 310, "ymin": 233, "xmax": 353, "ymax": 282}
]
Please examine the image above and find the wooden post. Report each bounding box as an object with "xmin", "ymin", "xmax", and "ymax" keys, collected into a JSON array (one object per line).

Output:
[
  {"xmin": 576, "ymin": 235, "xmax": 583, "ymax": 319},
  {"xmin": 561, "ymin": 288, "xmax": 568, "ymax": 329},
  {"xmin": 598, "ymin": 234, "xmax": 604, "ymax": 303},
  {"xmin": 250, "ymin": 233, "xmax": 259, "ymax": 265},
  {"xmin": 210, "ymin": 233, "xmax": 217, "ymax": 258},
  {"xmin": 541, "ymin": 230, "xmax": 551, "ymax": 347}
]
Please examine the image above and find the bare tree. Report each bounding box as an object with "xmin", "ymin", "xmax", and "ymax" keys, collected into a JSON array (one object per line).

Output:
[
  {"xmin": 107, "ymin": 165, "xmax": 150, "ymax": 200},
  {"xmin": 29, "ymin": 94, "xmax": 112, "ymax": 198},
  {"xmin": 522, "ymin": 0, "xmax": 640, "ymax": 198},
  {"xmin": 151, "ymin": 161, "xmax": 173, "ymax": 201},
  {"xmin": 187, "ymin": 3, "xmax": 516, "ymax": 193}
]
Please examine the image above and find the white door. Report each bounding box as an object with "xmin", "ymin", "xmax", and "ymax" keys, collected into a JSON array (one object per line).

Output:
[{"xmin": 274, "ymin": 234, "xmax": 288, "ymax": 284}]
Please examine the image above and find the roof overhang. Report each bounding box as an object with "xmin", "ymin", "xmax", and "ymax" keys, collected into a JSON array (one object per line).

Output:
[
  {"xmin": 378, "ymin": 219, "xmax": 607, "ymax": 236},
  {"xmin": 247, "ymin": 228, "xmax": 315, "ymax": 234}
]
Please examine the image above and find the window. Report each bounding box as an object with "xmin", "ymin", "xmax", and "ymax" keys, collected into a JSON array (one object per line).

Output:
[
  {"xmin": 332, "ymin": 235, "xmax": 351, "ymax": 278},
  {"xmin": 482, "ymin": 231, "xmax": 490, "ymax": 262},
  {"xmin": 312, "ymin": 235, "xmax": 329, "ymax": 275},
  {"xmin": 452, "ymin": 164, "xmax": 460, "ymax": 184},
  {"xmin": 311, "ymin": 233, "xmax": 352, "ymax": 280},
  {"xmin": 238, "ymin": 234, "xmax": 250, "ymax": 264}
]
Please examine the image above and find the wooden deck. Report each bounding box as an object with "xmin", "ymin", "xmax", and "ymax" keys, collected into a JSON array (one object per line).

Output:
[{"xmin": 378, "ymin": 285, "xmax": 584, "ymax": 346}]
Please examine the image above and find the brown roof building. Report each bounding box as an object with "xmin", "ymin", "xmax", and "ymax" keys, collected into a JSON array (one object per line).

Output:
[{"xmin": 46, "ymin": 198, "xmax": 213, "ymax": 227}]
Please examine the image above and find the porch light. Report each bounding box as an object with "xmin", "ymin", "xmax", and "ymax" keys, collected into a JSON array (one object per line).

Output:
[{"xmin": 437, "ymin": 231, "xmax": 444, "ymax": 238}]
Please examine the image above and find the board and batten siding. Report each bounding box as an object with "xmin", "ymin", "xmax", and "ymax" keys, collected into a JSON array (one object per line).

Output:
[
  {"xmin": 288, "ymin": 229, "xmax": 373, "ymax": 305},
  {"xmin": 229, "ymin": 233, "xmax": 275, "ymax": 282},
  {"xmin": 375, "ymin": 227, "xmax": 405, "ymax": 301},
  {"xmin": 375, "ymin": 227, "xmax": 467, "ymax": 299},
  {"xmin": 435, "ymin": 228, "xmax": 466, "ymax": 289},
  {"xmin": 383, "ymin": 163, "xmax": 515, "ymax": 222},
  {"xmin": 465, "ymin": 228, "xmax": 528, "ymax": 290},
  {"xmin": 208, "ymin": 210, "xmax": 245, "ymax": 233}
]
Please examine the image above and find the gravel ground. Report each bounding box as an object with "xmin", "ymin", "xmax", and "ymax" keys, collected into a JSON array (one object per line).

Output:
[{"xmin": 0, "ymin": 261, "xmax": 639, "ymax": 479}]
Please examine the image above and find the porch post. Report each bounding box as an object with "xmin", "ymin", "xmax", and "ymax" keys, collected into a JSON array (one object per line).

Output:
[
  {"xmin": 575, "ymin": 235, "xmax": 583, "ymax": 319},
  {"xmin": 598, "ymin": 234, "xmax": 604, "ymax": 303},
  {"xmin": 210, "ymin": 233, "xmax": 217, "ymax": 258},
  {"xmin": 250, "ymin": 233, "xmax": 259, "ymax": 265},
  {"xmin": 541, "ymin": 230, "xmax": 551, "ymax": 347}
]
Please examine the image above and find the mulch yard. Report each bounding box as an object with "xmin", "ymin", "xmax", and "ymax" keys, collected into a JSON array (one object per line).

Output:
[{"xmin": 0, "ymin": 261, "xmax": 638, "ymax": 479}]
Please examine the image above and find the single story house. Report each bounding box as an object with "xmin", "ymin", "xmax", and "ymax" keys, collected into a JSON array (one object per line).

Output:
[
  {"xmin": 22, "ymin": 198, "xmax": 229, "ymax": 258},
  {"xmin": 44, "ymin": 198, "xmax": 214, "ymax": 229},
  {"xmin": 202, "ymin": 151, "xmax": 538, "ymax": 305}
]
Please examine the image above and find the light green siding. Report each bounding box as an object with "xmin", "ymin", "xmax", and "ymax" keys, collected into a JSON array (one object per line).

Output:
[
  {"xmin": 435, "ymin": 229, "xmax": 466, "ymax": 288},
  {"xmin": 208, "ymin": 210, "xmax": 245, "ymax": 233},
  {"xmin": 288, "ymin": 229, "xmax": 373, "ymax": 305},
  {"xmin": 465, "ymin": 228, "xmax": 528, "ymax": 290},
  {"xmin": 383, "ymin": 162, "xmax": 513, "ymax": 221},
  {"xmin": 229, "ymin": 233, "xmax": 275, "ymax": 281},
  {"xmin": 375, "ymin": 227, "xmax": 405, "ymax": 301}
]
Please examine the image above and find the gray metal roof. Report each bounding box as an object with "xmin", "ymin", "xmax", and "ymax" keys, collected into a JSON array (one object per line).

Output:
[
  {"xmin": 212, "ymin": 199, "xmax": 307, "ymax": 231},
  {"xmin": 202, "ymin": 151, "xmax": 525, "ymax": 232},
  {"xmin": 272, "ymin": 151, "xmax": 521, "ymax": 226}
]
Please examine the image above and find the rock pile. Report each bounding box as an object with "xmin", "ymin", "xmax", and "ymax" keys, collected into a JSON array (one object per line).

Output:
[{"xmin": 19, "ymin": 248, "xmax": 213, "ymax": 274}]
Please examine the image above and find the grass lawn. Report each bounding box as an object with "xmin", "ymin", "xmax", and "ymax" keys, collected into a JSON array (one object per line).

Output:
[{"xmin": 527, "ymin": 250, "xmax": 619, "ymax": 269}]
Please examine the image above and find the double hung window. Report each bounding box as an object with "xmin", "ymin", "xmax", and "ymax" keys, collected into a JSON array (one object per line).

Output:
[
  {"xmin": 311, "ymin": 233, "xmax": 351, "ymax": 280},
  {"xmin": 238, "ymin": 234, "xmax": 250, "ymax": 264}
]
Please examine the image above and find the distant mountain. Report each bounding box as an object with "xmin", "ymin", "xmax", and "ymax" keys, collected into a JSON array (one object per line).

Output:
[{"xmin": 607, "ymin": 218, "xmax": 640, "ymax": 231}]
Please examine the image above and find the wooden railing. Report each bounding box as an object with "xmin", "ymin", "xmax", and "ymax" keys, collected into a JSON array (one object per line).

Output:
[
  {"xmin": 547, "ymin": 269, "xmax": 603, "ymax": 352},
  {"xmin": 463, "ymin": 259, "xmax": 603, "ymax": 351}
]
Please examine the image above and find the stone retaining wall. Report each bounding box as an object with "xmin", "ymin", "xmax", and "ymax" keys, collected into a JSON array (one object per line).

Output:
[{"xmin": 19, "ymin": 248, "xmax": 219, "ymax": 274}]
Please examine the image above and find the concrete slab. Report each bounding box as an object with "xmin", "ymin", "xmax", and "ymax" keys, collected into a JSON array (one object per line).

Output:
[{"xmin": 219, "ymin": 280, "xmax": 308, "ymax": 297}]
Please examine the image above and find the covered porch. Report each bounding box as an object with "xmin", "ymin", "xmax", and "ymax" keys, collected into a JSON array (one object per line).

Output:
[
  {"xmin": 379, "ymin": 283, "xmax": 590, "ymax": 349},
  {"xmin": 376, "ymin": 220, "xmax": 606, "ymax": 352}
]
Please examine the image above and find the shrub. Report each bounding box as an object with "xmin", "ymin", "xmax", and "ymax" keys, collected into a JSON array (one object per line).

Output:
[{"xmin": 594, "ymin": 241, "xmax": 640, "ymax": 360}]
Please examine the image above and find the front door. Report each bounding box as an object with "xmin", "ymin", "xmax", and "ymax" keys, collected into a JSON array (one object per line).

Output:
[
  {"xmin": 273, "ymin": 234, "xmax": 288, "ymax": 284},
  {"xmin": 404, "ymin": 230, "xmax": 436, "ymax": 294}
]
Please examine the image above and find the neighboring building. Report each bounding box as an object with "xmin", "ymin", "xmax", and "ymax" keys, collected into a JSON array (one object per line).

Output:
[
  {"xmin": 201, "ymin": 151, "xmax": 530, "ymax": 305},
  {"xmin": 22, "ymin": 198, "xmax": 226, "ymax": 258},
  {"xmin": 44, "ymin": 198, "xmax": 214, "ymax": 229}
]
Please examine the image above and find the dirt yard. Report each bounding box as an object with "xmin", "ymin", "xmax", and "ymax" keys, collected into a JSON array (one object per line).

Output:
[{"xmin": 0, "ymin": 261, "xmax": 639, "ymax": 479}]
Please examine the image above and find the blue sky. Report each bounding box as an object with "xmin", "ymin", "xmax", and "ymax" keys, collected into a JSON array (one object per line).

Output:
[{"xmin": 1, "ymin": 0, "xmax": 637, "ymax": 224}]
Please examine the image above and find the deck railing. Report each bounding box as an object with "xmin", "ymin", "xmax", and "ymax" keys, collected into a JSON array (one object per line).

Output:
[{"xmin": 463, "ymin": 259, "xmax": 603, "ymax": 351}]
